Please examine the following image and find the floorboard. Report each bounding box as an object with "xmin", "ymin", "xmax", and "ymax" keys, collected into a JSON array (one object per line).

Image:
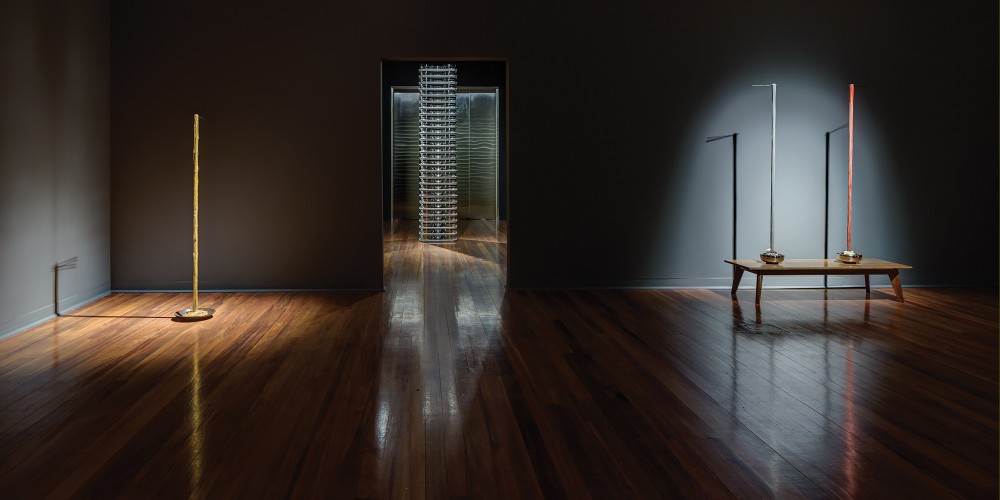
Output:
[{"xmin": 0, "ymin": 219, "xmax": 996, "ymax": 498}]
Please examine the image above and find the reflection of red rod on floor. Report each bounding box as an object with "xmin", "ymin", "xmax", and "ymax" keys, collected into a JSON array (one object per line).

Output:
[{"xmin": 847, "ymin": 84, "xmax": 854, "ymax": 251}]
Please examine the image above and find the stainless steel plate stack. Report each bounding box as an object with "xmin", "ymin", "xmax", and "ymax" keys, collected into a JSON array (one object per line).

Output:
[{"xmin": 418, "ymin": 64, "xmax": 458, "ymax": 242}]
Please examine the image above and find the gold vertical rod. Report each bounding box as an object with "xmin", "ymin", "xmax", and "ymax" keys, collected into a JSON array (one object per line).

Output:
[
  {"xmin": 193, "ymin": 114, "xmax": 199, "ymax": 311},
  {"xmin": 177, "ymin": 114, "xmax": 213, "ymax": 319}
]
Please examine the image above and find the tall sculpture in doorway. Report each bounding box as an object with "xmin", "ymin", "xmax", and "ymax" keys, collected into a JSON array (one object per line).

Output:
[
  {"xmin": 418, "ymin": 64, "xmax": 459, "ymax": 242},
  {"xmin": 753, "ymin": 83, "xmax": 784, "ymax": 264}
]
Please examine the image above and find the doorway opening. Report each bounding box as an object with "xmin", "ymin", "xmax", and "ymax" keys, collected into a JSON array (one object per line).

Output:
[{"xmin": 380, "ymin": 60, "xmax": 508, "ymax": 289}]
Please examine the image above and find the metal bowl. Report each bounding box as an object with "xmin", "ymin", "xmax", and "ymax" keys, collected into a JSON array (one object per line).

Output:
[
  {"xmin": 836, "ymin": 250, "xmax": 863, "ymax": 264},
  {"xmin": 760, "ymin": 249, "xmax": 785, "ymax": 264}
]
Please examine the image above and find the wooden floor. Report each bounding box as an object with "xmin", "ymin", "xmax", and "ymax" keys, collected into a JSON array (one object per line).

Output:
[{"xmin": 0, "ymin": 220, "xmax": 996, "ymax": 498}]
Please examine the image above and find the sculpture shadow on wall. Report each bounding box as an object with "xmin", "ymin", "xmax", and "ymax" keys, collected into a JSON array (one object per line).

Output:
[{"xmin": 52, "ymin": 257, "xmax": 77, "ymax": 316}]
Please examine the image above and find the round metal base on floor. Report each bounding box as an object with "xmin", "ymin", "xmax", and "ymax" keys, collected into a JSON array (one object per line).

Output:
[{"xmin": 174, "ymin": 307, "xmax": 215, "ymax": 321}]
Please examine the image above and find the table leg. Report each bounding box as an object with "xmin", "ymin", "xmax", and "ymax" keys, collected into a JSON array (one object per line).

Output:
[
  {"xmin": 887, "ymin": 269, "xmax": 904, "ymax": 303},
  {"xmin": 731, "ymin": 267, "xmax": 744, "ymax": 296},
  {"xmin": 755, "ymin": 275, "xmax": 763, "ymax": 305},
  {"xmin": 864, "ymin": 274, "xmax": 871, "ymax": 296}
]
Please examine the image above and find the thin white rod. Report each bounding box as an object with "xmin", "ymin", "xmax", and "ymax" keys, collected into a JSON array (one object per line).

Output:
[
  {"xmin": 770, "ymin": 83, "xmax": 776, "ymax": 250},
  {"xmin": 752, "ymin": 83, "xmax": 777, "ymax": 250}
]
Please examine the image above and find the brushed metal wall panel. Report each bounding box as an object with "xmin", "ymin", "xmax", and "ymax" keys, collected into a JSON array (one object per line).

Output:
[
  {"xmin": 468, "ymin": 92, "xmax": 498, "ymax": 220},
  {"xmin": 392, "ymin": 89, "xmax": 497, "ymax": 221},
  {"xmin": 392, "ymin": 91, "xmax": 420, "ymax": 219},
  {"xmin": 456, "ymin": 93, "xmax": 471, "ymax": 219}
]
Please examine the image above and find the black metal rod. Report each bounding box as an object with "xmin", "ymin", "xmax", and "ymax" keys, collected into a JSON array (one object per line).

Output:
[
  {"xmin": 706, "ymin": 133, "xmax": 739, "ymax": 260},
  {"xmin": 824, "ymin": 132, "xmax": 830, "ymax": 289},
  {"xmin": 824, "ymin": 123, "xmax": 848, "ymax": 289},
  {"xmin": 732, "ymin": 133, "xmax": 738, "ymax": 260}
]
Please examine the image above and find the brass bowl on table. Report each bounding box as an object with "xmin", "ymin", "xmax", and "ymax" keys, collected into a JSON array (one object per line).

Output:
[
  {"xmin": 836, "ymin": 250, "xmax": 862, "ymax": 264},
  {"xmin": 760, "ymin": 249, "xmax": 785, "ymax": 264}
]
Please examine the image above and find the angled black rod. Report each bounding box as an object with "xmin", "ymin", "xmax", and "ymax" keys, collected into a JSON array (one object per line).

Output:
[
  {"xmin": 706, "ymin": 133, "xmax": 736, "ymax": 142},
  {"xmin": 827, "ymin": 123, "xmax": 848, "ymax": 134}
]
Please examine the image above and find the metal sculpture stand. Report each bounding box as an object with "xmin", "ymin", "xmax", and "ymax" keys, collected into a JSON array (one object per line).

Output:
[
  {"xmin": 837, "ymin": 84, "xmax": 862, "ymax": 263},
  {"xmin": 177, "ymin": 114, "xmax": 215, "ymax": 321},
  {"xmin": 754, "ymin": 83, "xmax": 783, "ymax": 264},
  {"xmin": 418, "ymin": 64, "xmax": 459, "ymax": 242}
]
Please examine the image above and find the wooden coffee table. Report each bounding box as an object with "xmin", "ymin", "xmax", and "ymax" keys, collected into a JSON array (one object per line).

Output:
[{"xmin": 725, "ymin": 258, "xmax": 913, "ymax": 305}]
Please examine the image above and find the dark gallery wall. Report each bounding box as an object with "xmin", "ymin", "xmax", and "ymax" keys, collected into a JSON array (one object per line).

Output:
[
  {"xmin": 110, "ymin": 1, "xmax": 998, "ymax": 291},
  {"xmin": 0, "ymin": 1, "xmax": 110, "ymax": 338}
]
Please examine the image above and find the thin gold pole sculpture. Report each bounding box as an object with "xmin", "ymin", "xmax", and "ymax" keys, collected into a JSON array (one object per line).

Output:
[
  {"xmin": 194, "ymin": 113, "xmax": 200, "ymax": 309},
  {"xmin": 177, "ymin": 114, "xmax": 215, "ymax": 320}
]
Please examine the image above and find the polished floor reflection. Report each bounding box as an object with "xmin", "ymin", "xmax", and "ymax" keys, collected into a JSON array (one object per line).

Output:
[{"xmin": 0, "ymin": 223, "xmax": 996, "ymax": 497}]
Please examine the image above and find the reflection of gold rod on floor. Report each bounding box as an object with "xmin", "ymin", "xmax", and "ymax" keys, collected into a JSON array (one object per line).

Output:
[
  {"xmin": 189, "ymin": 333, "xmax": 204, "ymax": 494},
  {"xmin": 177, "ymin": 114, "xmax": 214, "ymax": 320}
]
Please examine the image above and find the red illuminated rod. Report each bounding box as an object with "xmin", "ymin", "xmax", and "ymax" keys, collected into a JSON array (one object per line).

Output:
[
  {"xmin": 837, "ymin": 84, "xmax": 862, "ymax": 263},
  {"xmin": 847, "ymin": 83, "xmax": 854, "ymax": 250}
]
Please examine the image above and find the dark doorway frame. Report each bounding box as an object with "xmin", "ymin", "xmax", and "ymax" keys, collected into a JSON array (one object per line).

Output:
[{"xmin": 379, "ymin": 58, "xmax": 510, "ymax": 289}]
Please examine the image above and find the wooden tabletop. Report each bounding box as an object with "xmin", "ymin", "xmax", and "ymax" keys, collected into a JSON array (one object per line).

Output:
[{"xmin": 725, "ymin": 258, "xmax": 912, "ymax": 272}]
